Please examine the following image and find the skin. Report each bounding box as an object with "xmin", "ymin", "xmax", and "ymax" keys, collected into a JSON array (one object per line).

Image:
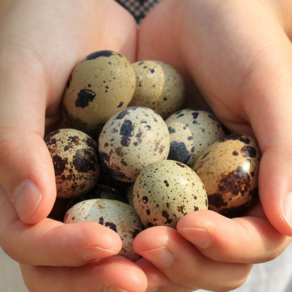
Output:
[{"xmin": 0, "ymin": 0, "xmax": 292, "ymax": 291}]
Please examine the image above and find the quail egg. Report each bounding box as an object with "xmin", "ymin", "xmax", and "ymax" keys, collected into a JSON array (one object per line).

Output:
[
  {"xmin": 64, "ymin": 199, "xmax": 143, "ymax": 261},
  {"xmin": 129, "ymin": 61, "xmax": 185, "ymax": 119},
  {"xmin": 165, "ymin": 109, "xmax": 225, "ymax": 167},
  {"xmin": 45, "ymin": 128, "xmax": 100, "ymax": 198},
  {"xmin": 133, "ymin": 160, "xmax": 208, "ymax": 228},
  {"xmin": 193, "ymin": 133, "xmax": 261, "ymax": 217},
  {"xmin": 98, "ymin": 106, "xmax": 170, "ymax": 182},
  {"xmin": 62, "ymin": 50, "xmax": 136, "ymax": 136}
]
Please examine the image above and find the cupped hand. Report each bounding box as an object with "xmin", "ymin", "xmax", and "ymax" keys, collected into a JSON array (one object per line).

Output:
[
  {"xmin": 133, "ymin": 0, "xmax": 292, "ymax": 290},
  {"xmin": 0, "ymin": 1, "xmax": 147, "ymax": 291}
]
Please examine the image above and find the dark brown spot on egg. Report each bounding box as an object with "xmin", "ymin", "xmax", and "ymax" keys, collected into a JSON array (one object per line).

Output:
[
  {"xmin": 117, "ymin": 101, "xmax": 124, "ymax": 108},
  {"xmin": 121, "ymin": 136, "xmax": 131, "ymax": 147},
  {"xmin": 85, "ymin": 50, "xmax": 114, "ymax": 61},
  {"xmin": 142, "ymin": 196, "xmax": 148, "ymax": 203},
  {"xmin": 168, "ymin": 142, "xmax": 190, "ymax": 164},
  {"xmin": 162, "ymin": 210, "xmax": 172, "ymax": 224},
  {"xmin": 168, "ymin": 127, "xmax": 176, "ymax": 134},
  {"xmin": 44, "ymin": 130, "xmax": 60, "ymax": 143},
  {"xmin": 192, "ymin": 112, "xmax": 199, "ymax": 119},
  {"xmin": 73, "ymin": 149, "xmax": 97, "ymax": 173},
  {"xmin": 241, "ymin": 146, "xmax": 257, "ymax": 158},
  {"xmin": 53, "ymin": 155, "xmax": 68, "ymax": 176},
  {"xmin": 120, "ymin": 120, "xmax": 135, "ymax": 137},
  {"xmin": 218, "ymin": 133, "xmax": 250, "ymax": 144},
  {"xmin": 69, "ymin": 136, "xmax": 80, "ymax": 145},
  {"xmin": 233, "ymin": 151, "xmax": 239, "ymax": 156},
  {"xmin": 146, "ymin": 209, "xmax": 150, "ymax": 215},
  {"xmin": 218, "ymin": 168, "xmax": 250, "ymax": 196},
  {"xmin": 75, "ymin": 89, "xmax": 96, "ymax": 108},
  {"xmin": 177, "ymin": 205, "xmax": 185, "ymax": 214},
  {"xmin": 208, "ymin": 193, "xmax": 228, "ymax": 208},
  {"xmin": 146, "ymin": 222, "xmax": 154, "ymax": 227},
  {"xmin": 105, "ymin": 222, "xmax": 117, "ymax": 233}
]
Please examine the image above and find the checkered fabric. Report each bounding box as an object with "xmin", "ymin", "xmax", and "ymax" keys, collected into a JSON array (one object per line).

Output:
[{"xmin": 116, "ymin": 0, "xmax": 161, "ymax": 23}]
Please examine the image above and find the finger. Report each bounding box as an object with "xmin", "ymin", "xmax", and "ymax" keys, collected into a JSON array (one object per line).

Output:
[
  {"xmin": 139, "ymin": 0, "xmax": 292, "ymax": 236},
  {"xmin": 134, "ymin": 227, "xmax": 252, "ymax": 291},
  {"xmin": 0, "ymin": 186, "xmax": 122, "ymax": 266},
  {"xmin": 177, "ymin": 209, "xmax": 291, "ymax": 264},
  {"xmin": 0, "ymin": 0, "xmax": 137, "ymax": 224},
  {"xmin": 136, "ymin": 258, "xmax": 194, "ymax": 292},
  {"xmin": 20, "ymin": 256, "xmax": 148, "ymax": 292}
]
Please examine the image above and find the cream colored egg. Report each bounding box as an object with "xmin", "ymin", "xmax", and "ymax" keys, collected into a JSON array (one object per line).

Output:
[
  {"xmin": 45, "ymin": 129, "xmax": 100, "ymax": 198},
  {"xmin": 62, "ymin": 50, "xmax": 136, "ymax": 136},
  {"xmin": 133, "ymin": 160, "xmax": 208, "ymax": 228},
  {"xmin": 64, "ymin": 199, "xmax": 143, "ymax": 261},
  {"xmin": 165, "ymin": 109, "xmax": 225, "ymax": 167},
  {"xmin": 193, "ymin": 134, "xmax": 261, "ymax": 217},
  {"xmin": 98, "ymin": 106, "xmax": 170, "ymax": 182},
  {"xmin": 129, "ymin": 61, "xmax": 185, "ymax": 119}
]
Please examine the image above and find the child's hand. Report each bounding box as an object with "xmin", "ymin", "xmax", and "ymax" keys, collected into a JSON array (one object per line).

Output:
[
  {"xmin": 0, "ymin": 1, "xmax": 148, "ymax": 291},
  {"xmin": 134, "ymin": 0, "xmax": 292, "ymax": 290}
]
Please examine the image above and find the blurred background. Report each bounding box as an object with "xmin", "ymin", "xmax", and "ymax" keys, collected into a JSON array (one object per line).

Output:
[{"xmin": 0, "ymin": 247, "xmax": 29, "ymax": 292}]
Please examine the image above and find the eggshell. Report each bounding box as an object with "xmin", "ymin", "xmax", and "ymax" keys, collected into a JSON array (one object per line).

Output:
[
  {"xmin": 64, "ymin": 199, "xmax": 143, "ymax": 261},
  {"xmin": 98, "ymin": 106, "xmax": 170, "ymax": 182},
  {"xmin": 165, "ymin": 109, "xmax": 225, "ymax": 167},
  {"xmin": 62, "ymin": 50, "xmax": 136, "ymax": 136},
  {"xmin": 193, "ymin": 133, "xmax": 261, "ymax": 217},
  {"xmin": 133, "ymin": 160, "xmax": 208, "ymax": 228},
  {"xmin": 129, "ymin": 61, "xmax": 185, "ymax": 119},
  {"xmin": 45, "ymin": 129, "xmax": 100, "ymax": 198}
]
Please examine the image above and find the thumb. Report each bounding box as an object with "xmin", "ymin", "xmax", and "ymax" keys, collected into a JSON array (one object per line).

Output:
[
  {"xmin": 0, "ymin": 53, "xmax": 56, "ymax": 224},
  {"xmin": 243, "ymin": 57, "xmax": 292, "ymax": 236}
]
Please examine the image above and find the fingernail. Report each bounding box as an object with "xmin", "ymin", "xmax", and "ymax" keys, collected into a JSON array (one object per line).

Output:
[
  {"xmin": 283, "ymin": 193, "xmax": 292, "ymax": 227},
  {"xmin": 139, "ymin": 246, "xmax": 175, "ymax": 268},
  {"xmin": 178, "ymin": 227, "xmax": 213, "ymax": 248},
  {"xmin": 104, "ymin": 285, "xmax": 128, "ymax": 292},
  {"xmin": 80, "ymin": 246, "xmax": 117, "ymax": 261},
  {"xmin": 11, "ymin": 180, "xmax": 42, "ymax": 220}
]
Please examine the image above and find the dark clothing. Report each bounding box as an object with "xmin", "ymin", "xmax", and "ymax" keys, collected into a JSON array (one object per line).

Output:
[{"xmin": 115, "ymin": 0, "xmax": 161, "ymax": 23}]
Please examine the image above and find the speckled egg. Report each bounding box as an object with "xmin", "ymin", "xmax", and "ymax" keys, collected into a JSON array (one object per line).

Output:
[
  {"xmin": 62, "ymin": 50, "xmax": 136, "ymax": 136},
  {"xmin": 98, "ymin": 106, "xmax": 170, "ymax": 182},
  {"xmin": 128, "ymin": 61, "xmax": 185, "ymax": 119},
  {"xmin": 193, "ymin": 133, "xmax": 261, "ymax": 218},
  {"xmin": 165, "ymin": 109, "xmax": 225, "ymax": 167},
  {"xmin": 66, "ymin": 184, "xmax": 125, "ymax": 211},
  {"xmin": 133, "ymin": 160, "xmax": 208, "ymax": 228},
  {"xmin": 64, "ymin": 199, "xmax": 143, "ymax": 261},
  {"xmin": 45, "ymin": 129, "xmax": 100, "ymax": 198}
]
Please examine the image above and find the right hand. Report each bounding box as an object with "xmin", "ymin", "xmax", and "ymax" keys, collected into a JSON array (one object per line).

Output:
[{"xmin": 0, "ymin": 1, "xmax": 147, "ymax": 291}]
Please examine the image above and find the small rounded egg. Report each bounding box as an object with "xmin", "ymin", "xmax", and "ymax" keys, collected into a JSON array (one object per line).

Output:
[
  {"xmin": 133, "ymin": 160, "xmax": 208, "ymax": 228},
  {"xmin": 193, "ymin": 133, "xmax": 261, "ymax": 217},
  {"xmin": 45, "ymin": 129, "xmax": 100, "ymax": 198},
  {"xmin": 62, "ymin": 50, "xmax": 136, "ymax": 136},
  {"xmin": 129, "ymin": 61, "xmax": 185, "ymax": 119},
  {"xmin": 98, "ymin": 106, "xmax": 170, "ymax": 182},
  {"xmin": 165, "ymin": 109, "xmax": 225, "ymax": 167},
  {"xmin": 64, "ymin": 199, "xmax": 143, "ymax": 261}
]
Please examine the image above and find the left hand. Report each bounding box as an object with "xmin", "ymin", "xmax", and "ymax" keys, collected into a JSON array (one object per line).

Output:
[{"xmin": 133, "ymin": 0, "xmax": 292, "ymax": 290}]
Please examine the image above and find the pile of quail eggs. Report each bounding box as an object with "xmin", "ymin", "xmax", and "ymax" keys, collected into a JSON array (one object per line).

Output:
[{"xmin": 45, "ymin": 50, "xmax": 261, "ymax": 261}]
